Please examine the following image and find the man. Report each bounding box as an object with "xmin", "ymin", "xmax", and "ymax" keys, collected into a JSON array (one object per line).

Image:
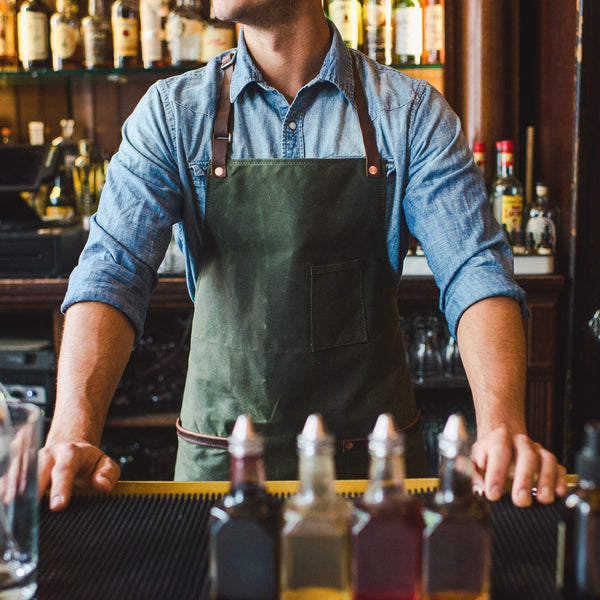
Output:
[{"xmin": 39, "ymin": 0, "xmax": 566, "ymax": 510}]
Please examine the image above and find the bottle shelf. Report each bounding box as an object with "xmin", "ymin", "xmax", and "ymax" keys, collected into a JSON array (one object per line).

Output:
[{"xmin": 0, "ymin": 62, "xmax": 443, "ymax": 83}]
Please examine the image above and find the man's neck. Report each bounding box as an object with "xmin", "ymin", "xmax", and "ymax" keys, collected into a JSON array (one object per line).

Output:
[{"xmin": 242, "ymin": 10, "xmax": 332, "ymax": 103}]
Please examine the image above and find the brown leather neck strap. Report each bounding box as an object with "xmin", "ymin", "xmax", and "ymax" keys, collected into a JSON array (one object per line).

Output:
[
  {"xmin": 211, "ymin": 54, "xmax": 235, "ymax": 178},
  {"xmin": 211, "ymin": 53, "xmax": 381, "ymax": 178},
  {"xmin": 351, "ymin": 56, "xmax": 381, "ymax": 177}
]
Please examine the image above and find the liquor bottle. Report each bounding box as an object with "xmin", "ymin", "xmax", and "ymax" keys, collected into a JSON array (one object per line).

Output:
[
  {"xmin": 473, "ymin": 141, "xmax": 486, "ymax": 178},
  {"xmin": 209, "ymin": 415, "xmax": 279, "ymax": 600},
  {"xmin": 394, "ymin": 0, "xmax": 422, "ymax": 65},
  {"xmin": 46, "ymin": 154, "xmax": 78, "ymax": 221},
  {"xmin": 422, "ymin": 413, "xmax": 492, "ymax": 600},
  {"xmin": 50, "ymin": 0, "xmax": 82, "ymax": 70},
  {"xmin": 81, "ymin": 0, "xmax": 112, "ymax": 68},
  {"xmin": 200, "ymin": 3, "xmax": 235, "ymax": 64},
  {"xmin": 363, "ymin": 0, "xmax": 393, "ymax": 65},
  {"xmin": 52, "ymin": 117, "xmax": 79, "ymax": 169},
  {"xmin": 422, "ymin": 0, "xmax": 444, "ymax": 64},
  {"xmin": 562, "ymin": 422, "xmax": 600, "ymax": 599},
  {"xmin": 0, "ymin": 0, "xmax": 18, "ymax": 70},
  {"xmin": 524, "ymin": 181, "xmax": 559, "ymax": 255},
  {"xmin": 165, "ymin": 0, "xmax": 204, "ymax": 68},
  {"xmin": 352, "ymin": 413, "xmax": 424, "ymax": 600},
  {"xmin": 111, "ymin": 0, "xmax": 140, "ymax": 68},
  {"xmin": 327, "ymin": 0, "xmax": 363, "ymax": 50},
  {"xmin": 139, "ymin": 0, "xmax": 168, "ymax": 68},
  {"xmin": 490, "ymin": 140, "xmax": 524, "ymax": 238},
  {"xmin": 280, "ymin": 414, "xmax": 352, "ymax": 600},
  {"xmin": 74, "ymin": 138, "xmax": 99, "ymax": 230},
  {"xmin": 17, "ymin": 0, "xmax": 51, "ymax": 70}
]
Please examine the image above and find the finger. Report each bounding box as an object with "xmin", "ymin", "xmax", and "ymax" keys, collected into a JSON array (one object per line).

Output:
[
  {"xmin": 48, "ymin": 447, "xmax": 80, "ymax": 511},
  {"xmin": 37, "ymin": 447, "xmax": 54, "ymax": 502},
  {"xmin": 482, "ymin": 427, "xmax": 513, "ymax": 501},
  {"xmin": 91, "ymin": 456, "xmax": 121, "ymax": 492},
  {"xmin": 555, "ymin": 463, "xmax": 568, "ymax": 497},
  {"xmin": 510, "ymin": 435, "xmax": 540, "ymax": 507},
  {"xmin": 470, "ymin": 441, "xmax": 487, "ymax": 495},
  {"xmin": 534, "ymin": 446, "xmax": 558, "ymax": 504}
]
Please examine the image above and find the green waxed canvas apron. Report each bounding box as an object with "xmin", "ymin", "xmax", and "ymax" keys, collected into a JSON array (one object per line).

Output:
[{"xmin": 175, "ymin": 54, "xmax": 426, "ymax": 481}]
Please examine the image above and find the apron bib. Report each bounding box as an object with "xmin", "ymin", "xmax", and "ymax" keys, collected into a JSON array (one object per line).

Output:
[{"xmin": 175, "ymin": 54, "xmax": 426, "ymax": 480}]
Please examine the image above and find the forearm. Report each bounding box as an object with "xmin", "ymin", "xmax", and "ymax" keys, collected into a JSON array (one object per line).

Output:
[
  {"xmin": 456, "ymin": 296, "xmax": 528, "ymax": 439},
  {"xmin": 47, "ymin": 301, "xmax": 135, "ymax": 447}
]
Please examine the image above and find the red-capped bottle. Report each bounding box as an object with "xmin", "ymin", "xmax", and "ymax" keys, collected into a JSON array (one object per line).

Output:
[{"xmin": 490, "ymin": 140, "xmax": 524, "ymax": 238}]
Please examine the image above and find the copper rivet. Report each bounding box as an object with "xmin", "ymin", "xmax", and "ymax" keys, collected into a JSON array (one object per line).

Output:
[
  {"xmin": 346, "ymin": 442, "xmax": 354, "ymax": 450},
  {"xmin": 368, "ymin": 165, "xmax": 378, "ymax": 175},
  {"xmin": 214, "ymin": 166, "xmax": 224, "ymax": 177}
]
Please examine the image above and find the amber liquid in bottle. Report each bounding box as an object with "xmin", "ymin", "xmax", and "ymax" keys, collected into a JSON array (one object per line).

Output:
[
  {"xmin": 111, "ymin": 0, "xmax": 140, "ymax": 68},
  {"xmin": 363, "ymin": 0, "xmax": 393, "ymax": 65},
  {"xmin": 81, "ymin": 0, "xmax": 112, "ymax": 68},
  {"xmin": 209, "ymin": 415, "xmax": 279, "ymax": 600},
  {"xmin": 422, "ymin": 414, "xmax": 491, "ymax": 600},
  {"xmin": 352, "ymin": 414, "xmax": 424, "ymax": 600},
  {"xmin": 280, "ymin": 414, "xmax": 352, "ymax": 600},
  {"xmin": 50, "ymin": 0, "xmax": 82, "ymax": 70},
  {"xmin": 17, "ymin": 0, "xmax": 51, "ymax": 70},
  {"xmin": 422, "ymin": 0, "xmax": 444, "ymax": 64},
  {"xmin": 0, "ymin": 0, "xmax": 18, "ymax": 70}
]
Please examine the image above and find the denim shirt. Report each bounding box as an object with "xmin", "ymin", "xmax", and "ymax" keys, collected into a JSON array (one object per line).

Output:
[{"xmin": 63, "ymin": 22, "xmax": 528, "ymax": 340}]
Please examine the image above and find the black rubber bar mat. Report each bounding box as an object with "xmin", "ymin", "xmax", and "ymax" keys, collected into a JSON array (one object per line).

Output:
[{"xmin": 39, "ymin": 492, "xmax": 563, "ymax": 600}]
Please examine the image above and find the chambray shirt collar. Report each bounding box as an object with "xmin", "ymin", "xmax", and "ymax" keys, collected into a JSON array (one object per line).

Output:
[{"xmin": 227, "ymin": 20, "xmax": 355, "ymax": 105}]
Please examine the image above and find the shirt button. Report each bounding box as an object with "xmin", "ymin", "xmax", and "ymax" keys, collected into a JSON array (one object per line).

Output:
[{"xmin": 288, "ymin": 121, "xmax": 297, "ymax": 131}]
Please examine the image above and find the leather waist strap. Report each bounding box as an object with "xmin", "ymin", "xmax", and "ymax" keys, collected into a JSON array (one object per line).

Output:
[{"xmin": 176, "ymin": 418, "xmax": 228, "ymax": 449}]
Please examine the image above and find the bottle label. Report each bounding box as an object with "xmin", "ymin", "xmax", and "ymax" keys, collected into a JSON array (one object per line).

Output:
[
  {"xmin": 201, "ymin": 25, "xmax": 234, "ymax": 63},
  {"xmin": 166, "ymin": 16, "xmax": 202, "ymax": 62},
  {"xmin": 83, "ymin": 28, "xmax": 111, "ymax": 66},
  {"xmin": 526, "ymin": 215, "xmax": 556, "ymax": 250},
  {"xmin": 328, "ymin": 0, "xmax": 361, "ymax": 49},
  {"xmin": 501, "ymin": 194, "xmax": 523, "ymax": 232},
  {"xmin": 0, "ymin": 13, "xmax": 16, "ymax": 57},
  {"xmin": 395, "ymin": 6, "xmax": 423, "ymax": 57},
  {"xmin": 51, "ymin": 22, "xmax": 79, "ymax": 59},
  {"xmin": 424, "ymin": 4, "xmax": 444, "ymax": 51},
  {"xmin": 114, "ymin": 17, "xmax": 139, "ymax": 57},
  {"xmin": 17, "ymin": 11, "xmax": 49, "ymax": 62},
  {"xmin": 140, "ymin": 0, "xmax": 164, "ymax": 63}
]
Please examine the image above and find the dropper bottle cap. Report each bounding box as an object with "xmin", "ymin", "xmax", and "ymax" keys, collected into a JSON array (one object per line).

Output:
[
  {"xmin": 297, "ymin": 413, "xmax": 334, "ymax": 456},
  {"xmin": 438, "ymin": 413, "xmax": 470, "ymax": 459},
  {"xmin": 228, "ymin": 414, "xmax": 264, "ymax": 458},
  {"xmin": 368, "ymin": 413, "xmax": 404, "ymax": 458}
]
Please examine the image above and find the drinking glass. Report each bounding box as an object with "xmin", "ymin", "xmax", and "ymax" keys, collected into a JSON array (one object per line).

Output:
[{"xmin": 0, "ymin": 396, "xmax": 40, "ymax": 600}]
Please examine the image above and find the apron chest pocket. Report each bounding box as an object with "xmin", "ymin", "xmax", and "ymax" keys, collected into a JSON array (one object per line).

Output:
[{"xmin": 310, "ymin": 258, "xmax": 368, "ymax": 352}]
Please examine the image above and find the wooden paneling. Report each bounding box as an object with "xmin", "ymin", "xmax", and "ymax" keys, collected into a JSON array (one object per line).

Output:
[{"xmin": 446, "ymin": 0, "xmax": 521, "ymax": 179}]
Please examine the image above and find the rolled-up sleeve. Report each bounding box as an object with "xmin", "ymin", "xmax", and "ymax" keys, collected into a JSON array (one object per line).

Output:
[
  {"xmin": 62, "ymin": 81, "xmax": 184, "ymax": 339},
  {"xmin": 402, "ymin": 83, "xmax": 529, "ymax": 338}
]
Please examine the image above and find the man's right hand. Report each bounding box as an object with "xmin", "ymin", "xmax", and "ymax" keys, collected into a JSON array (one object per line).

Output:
[{"xmin": 38, "ymin": 442, "xmax": 121, "ymax": 511}]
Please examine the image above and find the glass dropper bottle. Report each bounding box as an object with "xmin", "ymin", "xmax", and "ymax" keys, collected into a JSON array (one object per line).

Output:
[
  {"xmin": 352, "ymin": 413, "xmax": 425, "ymax": 600},
  {"xmin": 209, "ymin": 414, "xmax": 279, "ymax": 600},
  {"xmin": 280, "ymin": 413, "xmax": 352, "ymax": 600},
  {"xmin": 422, "ymin": 413, "xmax": 492, "ymax": 600}
]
